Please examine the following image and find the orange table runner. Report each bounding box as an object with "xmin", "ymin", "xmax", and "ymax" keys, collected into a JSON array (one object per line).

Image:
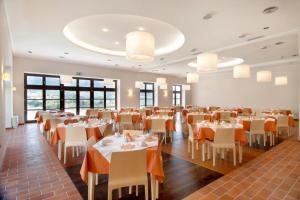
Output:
[
  {"xmin": 80, "ymin": 146, "xmax": 164, "ymax": 184},
  {"xmin": 50, "ymin": 126, "xmax": 102, "ymax": 145},
  {"xmin": 44, "ymin": 118, "xmax": 79, "ymax": 132},
  {"xmin": 143, "ymin": 119, "xmax": 175, "ymax": 132},
  {"xmin": 196, "ymin": 127, "xmax": 247, "ymax": 145}
]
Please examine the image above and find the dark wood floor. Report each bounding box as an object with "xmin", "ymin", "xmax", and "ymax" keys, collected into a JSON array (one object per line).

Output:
[{"xmin": 65, "ymin": 152, "xmax": 223, "ymax": 200}]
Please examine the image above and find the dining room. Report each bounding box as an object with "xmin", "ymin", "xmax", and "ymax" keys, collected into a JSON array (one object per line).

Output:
[{"xmin": 0, "ymin": 1, "xmax": 300, "ymax": 200}]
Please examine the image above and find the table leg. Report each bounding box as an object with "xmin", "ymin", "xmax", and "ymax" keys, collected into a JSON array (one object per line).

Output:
[
  {"xmin": 88, "ymin": 172, "xmax": 95, "ymax": 200},
  {"xmin": 58, "ymin": 140, "xmax": 62, "ymax": 160},
  {"xmin": 150, "ymin": 174, "xmax": 156, "ymax": 200},
  {"xmin": 239, "ymin": 144, "xmax": 242, "ymax": 163}
]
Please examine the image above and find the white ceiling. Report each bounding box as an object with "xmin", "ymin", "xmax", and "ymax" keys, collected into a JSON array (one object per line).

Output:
[{"xmin": 4, "ymin": 0, "xmax": 300, "ymax": 77}]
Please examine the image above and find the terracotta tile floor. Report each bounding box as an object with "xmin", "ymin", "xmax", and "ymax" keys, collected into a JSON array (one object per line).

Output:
[
  {"xmin": 0, "ymin": 124, "xmax": 82, "ymax": 200},
  {"xmin": 184, "ymin": 138, "xmax": 300, "ymax": 200}
]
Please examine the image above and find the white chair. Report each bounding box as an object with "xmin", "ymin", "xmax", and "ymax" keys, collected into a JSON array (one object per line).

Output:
[
  {"xmin": 88, "ymin": 109, "xmax": 98, "ymax": 118},
  {"xmin": 220, "ymin": 112, "xmax": 231, "ymax": 122},
  {"xmin": 277, "ymin": 115, "xmax": 290, "ymax": 137},
  {"xmin": 48, "ymin": 118, "xmax": 61, "ymax": 141},
  {"xmin": 102, "ymin": 111, "xmax": 112, "ymax": 121},
  {"xmin": 108, "ymin": 150, "xmax": 148, "ymax": 200},
  {"xmin": 119, "ymin": 114, "xmax": 133, "ymax": 130},
  {"xmin": 248, "ymin": 119, "xmax": 266, "ymax": 147},
  {"xmin": 102, "ymin": 123, "xmax": 114, "ymax": 137},
  {"xmin": 242, "ymin": 108, "xmax": 251, "ymax": 116},
  {"xmin": 151, "ymin": 118, "xmax": 168, "ymax": 144},
  {"xmin": 211, "ymin": 128, "xmax": 236, "ymax": 166},
  {"xmin": 64, "ymin": 127, "xmax": 87, "ymax": 164},
  {"xmin": 192, "ymin": 114, "xmax": 205, "ymax": 124},
  {"xmin": 187, "ymin": 124, "xmax": 198, "ymax": 159}
]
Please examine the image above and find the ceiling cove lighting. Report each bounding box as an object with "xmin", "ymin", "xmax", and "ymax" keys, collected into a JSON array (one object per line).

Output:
[
  {"xmin": 182, "ymin": 85, "xmax": 191, "ymax": 91},
  {"xmin": 126, "ymin": 31, "xmax": 155, "ymax": 62},
  {"xmin": 186, "ymin": 73, "xmax": 199, "ymax": 83},
  {"xmin": 257, "ymin": 71, "xmax": 272, "ymax": 82},
  {"xmin": 197, "ymin": 53, "xmax": 218, "ymax": 72},
  {"xmin": 156, "ymin": 77, "xmax": 167, "ymax": 85},
  {"xmin": 233, "ymin": 65, "xmax": 250, "ymax": 78},
  {"xmin": 60, "ymin": 75, "xmax": 73, "ymax": 85},
  {"xmin": 135, "ymin": 81, "xmax": 143, "ymax": 88},
  {"xmin": 275, "ymin": 76, "xmax": 288, "ymax": 86},
  {"xmin": 160, "ymin": 83, "xmax": 168, "ymax": 90}
]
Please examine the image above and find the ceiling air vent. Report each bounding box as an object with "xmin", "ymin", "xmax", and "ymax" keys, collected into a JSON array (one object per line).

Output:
[{"xmin": 247, "ymin": 35, "xmax": 264, "ymax": 41}]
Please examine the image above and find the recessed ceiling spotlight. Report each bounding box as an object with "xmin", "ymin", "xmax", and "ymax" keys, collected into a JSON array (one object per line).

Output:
[
  {"xmin": 190, "ymin": 48, "xmax": 199, "ymax": 52},
  {"xmin": 238, "ymin": 33, "xmax": 249, "ymax": 39},
  {"xmin": 261, "ymin": 46, "xmax": 268, "ymax": 50},
  {"xmin": 263, "ymin": 26, "xmax": 270, "ymax": 30},
  {"xmin": 64, "ymin": 52, "xmax": 69, "ymax": 55},
  {"xmin": 281, "ymin": 56, "xmax": 285, "ymax": 59},
  {"xmin": 101, "ymin": 28, "xmax": 109, "ymax": 32},
  {"xmin": 203, "ymin": 12, "xmax": 216, "ymax": 20},
  {"xmin": 138, "ymin": 64, "xmax": 142, "ymax": 67},
  {"xmin": 59, "ymin": 56, "xmax": 64, "ymax": 59},
  {"xmin": 263, "ymin": 6, "xmax": 279, "ymax": 14},
  {"xmin": 247, "ymin": 35, "xmax": 264, "ymax": 41},
  {"xmin": 162, "ymin": 68, "xmax": 166, "ymax": 71},
  {"xmin": 114, "ymin": 41, "xmax": 119, "ymax": 45},
  {"xmin": 292, "ymin": 54, "xmax": 298, "ymax": 57},
  {"xmin": 160, "ymin": 57, "xmax": 165, "ymax": 61},
  {"xmin": 275, "ymin": 41, "xmax": 284, "ymax": 46},
  {"xmin": 107, "ymin": 59, "xmax": 112, "ymax": 61},
  {"xmin": 28, "ymin": 50, "xmax": 32, "ymax": 54},
  {"xmin": 137, "ymin": 26, "xmax": 145, "ymax": 31}
]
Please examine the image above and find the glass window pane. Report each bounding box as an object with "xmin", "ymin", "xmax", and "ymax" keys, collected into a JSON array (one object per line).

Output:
[
  {"xmin": 79, "ymin": 79, "xmax": 91, "ymax": 87},
  {"xmin": 27, "ymin": 89, "xmax": 43, "ymax": 99},
  {"xmin": 106, "ymin": 100, "xmax": 115, "ymax": 108},
  {"xmin": 146, "ymin": 93, "xmax": 153, "ymax": 99},
  {"xmin": 94, "ymin": 80, "xmax": 104, "ymax": 88},
  {"xmin": 27, "ymin": 100, "xmax": 43, "ymax": 109},
  {"xmin": 146, "ymin": 99, "xmax": 153, "ymax": 106},
  {"xmin": 46, "ymin": 77, "xmax": 60, "ymax": 86},
  {"xmin": 146, "ymin": 84, "xmax": 153, "ymax": 90},
  {"xmin": 65, "ymin": 91, "xmax": 76, "ymax": 99},
  {"xmin": 65, "ymin": 100, "xmax": 76, "ymax": 108},
  {"xmin": 106, "ymin": 91, "xmax": 115, "ymax": 99},
  {"xmin": 94, "ymin": 91, "xmax": 104, "ymax": 99},
  {"xmin": 46, "ymin": 90, "xmax": 60, "ymax": 99},
  {"xmin": 80, "ymin": 100, "xmax": 90, "ymax": 107},
  {"xmin": 176, "ymin": 93, "xmax": 181, "ymax": 99},
  {"xmin": 176, "ymin": 86, "xmax": 181, "ymax": 91},
  {"xmin": 80, "ymin": 108, "xmax": 88, "ymax": 115},
  {"xmin": 46, "ymin": 100, "xmax": 60, "ymax": 110},
  {"xmin": 141, "ymin": 84, "xmax": 146, "ymax": 90},
  {"xmin": 140, "ymin": 100, "xmax": 145, "ymax": 107},
  {"xmin": 27, "ymin": 110, "xmax": 42, "ymax": 121},
  {"xmin": 80, "ymin": 91, "xmax": 90, "ymax": 99},
  {"xmin": 94, "ymin": 100, "xmax": 104, "ymax": 108},
  {"xmin": 27, "ymin": 76, "xmax": 43, "ymax": 85},
  {"xmin": 105, "ymin": 81, "xmax": 116, "ymax": 89},
  {"xmin": 140, "ymin": 92, "xmax": 145, "ymax": 99}
]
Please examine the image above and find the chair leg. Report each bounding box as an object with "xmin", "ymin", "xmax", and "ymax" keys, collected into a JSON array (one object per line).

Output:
[
  {"xmin": 221, "ymin": 149, "xmax": 225, "ymax": 159},
  {"xmin": 136, "ymin": 185, "xmax": 138, "ymax": 196},
  {"xmin": 129, "ymin": 186, "xmax": 132, "ymax": 194},
  {"xmin": 118, "ymin": 188, "xmax": 121, "ymax": 198},
  {"xmin": 108, "ymin": 188, "xmax": 112, "ymax": 200},
  {"xmin": 72, "ymin": 146, "xmax": 74, "ymax": 157},
  {"xmin": 263, "ymin": 134, "xmax": 266, "ymax": 146},
  {"xmin": 191, "ymin": 141, "xmax": 194, "ymax": 159},
  {"xmin": 64, "ymin": 146, "xmax": 67, "ymax": 164},
  {"xmin": 187, "ymin": 140, "xmax": 190, "ymax": 153},
  {"xmin": 155, "ymin": 180, "xmax": 159, "ymax": 199},
  {"xmin": 202, "ymin": 143, "xmax": 205, "ymax": 161},
  {"xmin": 207, "ymin": 143, "xmax": 211, "ymax": 159},
  {"xmin": 196, "ymin": 142, "xmax": 199, "ymax": 150},
  {"xmin": 76, "ymin": 146, "xmax": 79, "ymax": 157},
  {"xmin": 164, "ymin": 133, "xmax": 167, "ymax": 144},
  {"xmin": 145, "ymin": 183, "xmax": 149, "ymax": 200},
  {"xmin": 213, "ymin": 147, "xmax": 216, "ymax": 166},
  {"xmin": 233, "ymin": 147, "xmax": 236, "ymax": 166},
  {"xmin": 249, "ymin": 133, "xmax": 252, "ymax": 147}
]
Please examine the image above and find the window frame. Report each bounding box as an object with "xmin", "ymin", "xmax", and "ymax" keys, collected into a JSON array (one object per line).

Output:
[
  {"xmin": 24, "ymin": 73, "xmax": 117, "ymax": 122},
  {"xmin": 139, "ymin": 82, "xmax": 154, "ymax": 108},
  {"xmin": 172, "ymin": 85, "xmax": 182, "ymax": 106}
]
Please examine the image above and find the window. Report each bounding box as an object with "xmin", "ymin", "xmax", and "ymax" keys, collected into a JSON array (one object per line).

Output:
[
  {"xmin": 140, "ymin": 82, "xmax": 154, "ymax": 108},
  {"xmin": 24, "ymin": 73, "xmax": 117, "ymax": 122},
  {"xmin": 172, "ymin": 85, "xmax": 182, "ymax": 106}
]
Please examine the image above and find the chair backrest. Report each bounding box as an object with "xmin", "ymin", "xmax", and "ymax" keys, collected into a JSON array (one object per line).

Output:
[
  {"xmin": 120, "ymin": 114, "xmax": 132, "ymax": 124},
  {"xmin": 243, "ymin": 108, "xmax": 251, "ymax": 115},
  {"xmin": 109, "ymin": 150, "xmax": 147, "ymax": 186},
  {"xmin": 214, "ymin": 128, "xmax": 235, "ymax": 145},
  {"xmin": 140, "ymin": 109, "xmax": 146, "ymax": 117},
  {"xmin": 103, "ymin": 123, "xmax": 114, "ymax": 137},
  {"xmin": 277, "ymin": 115, "xmax": 289, "ymax": 127},
  {"xmin": 102, "ymin": 111, "xmax": 112, "ymax": 120},
  {"xmin": 65, "ymin": 127, "xmax": 87, "ymax": 144},
  {"xmin": 50, "ymin": 118, "xmax": 62, "ymax": 130},
  {"xmin": 88, "ymin": 109, "xmax": 98, "ymax": 118},
  {"xmin": 42, "ymin": 113, "xmax": 51, "ymax": 123},
  {"xmin": 151, "ymin": 118, "xmax": 166, "ymax": 133},
  {"xmin": 250, "ymin": 119, "xmax": 265, "ymax": 131},
  {"xmin": 123, "ymin": 130, "xmax": 143, "ymax": 136},
  {"xmin": 187, "ymin": 124, "xmax": 194, "ymax": 139},
  {"xmin": 192, "ymin": 114, "xmax": 205, "ymax": 123},
  {"xmin": 220, "ymin": 112, "xmax": 231, "ymax": 122}
]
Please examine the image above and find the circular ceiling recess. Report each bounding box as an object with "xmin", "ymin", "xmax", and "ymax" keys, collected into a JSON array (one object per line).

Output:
[{"xmin": 63, "ymin": 14, "xmax": 185, "ymax": 57}]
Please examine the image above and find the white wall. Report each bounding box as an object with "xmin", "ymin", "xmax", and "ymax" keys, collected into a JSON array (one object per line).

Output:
[
  {"xmin": 191, "ymin": 63, "xmax": 299, "ymax": 116},
  {"xmin": 13, "ymin": 56, "xmax": 191, "ymax": 123},
  {"xmin": 0, "ymin": 0, "xmax": 13, "ymax": 166}
]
